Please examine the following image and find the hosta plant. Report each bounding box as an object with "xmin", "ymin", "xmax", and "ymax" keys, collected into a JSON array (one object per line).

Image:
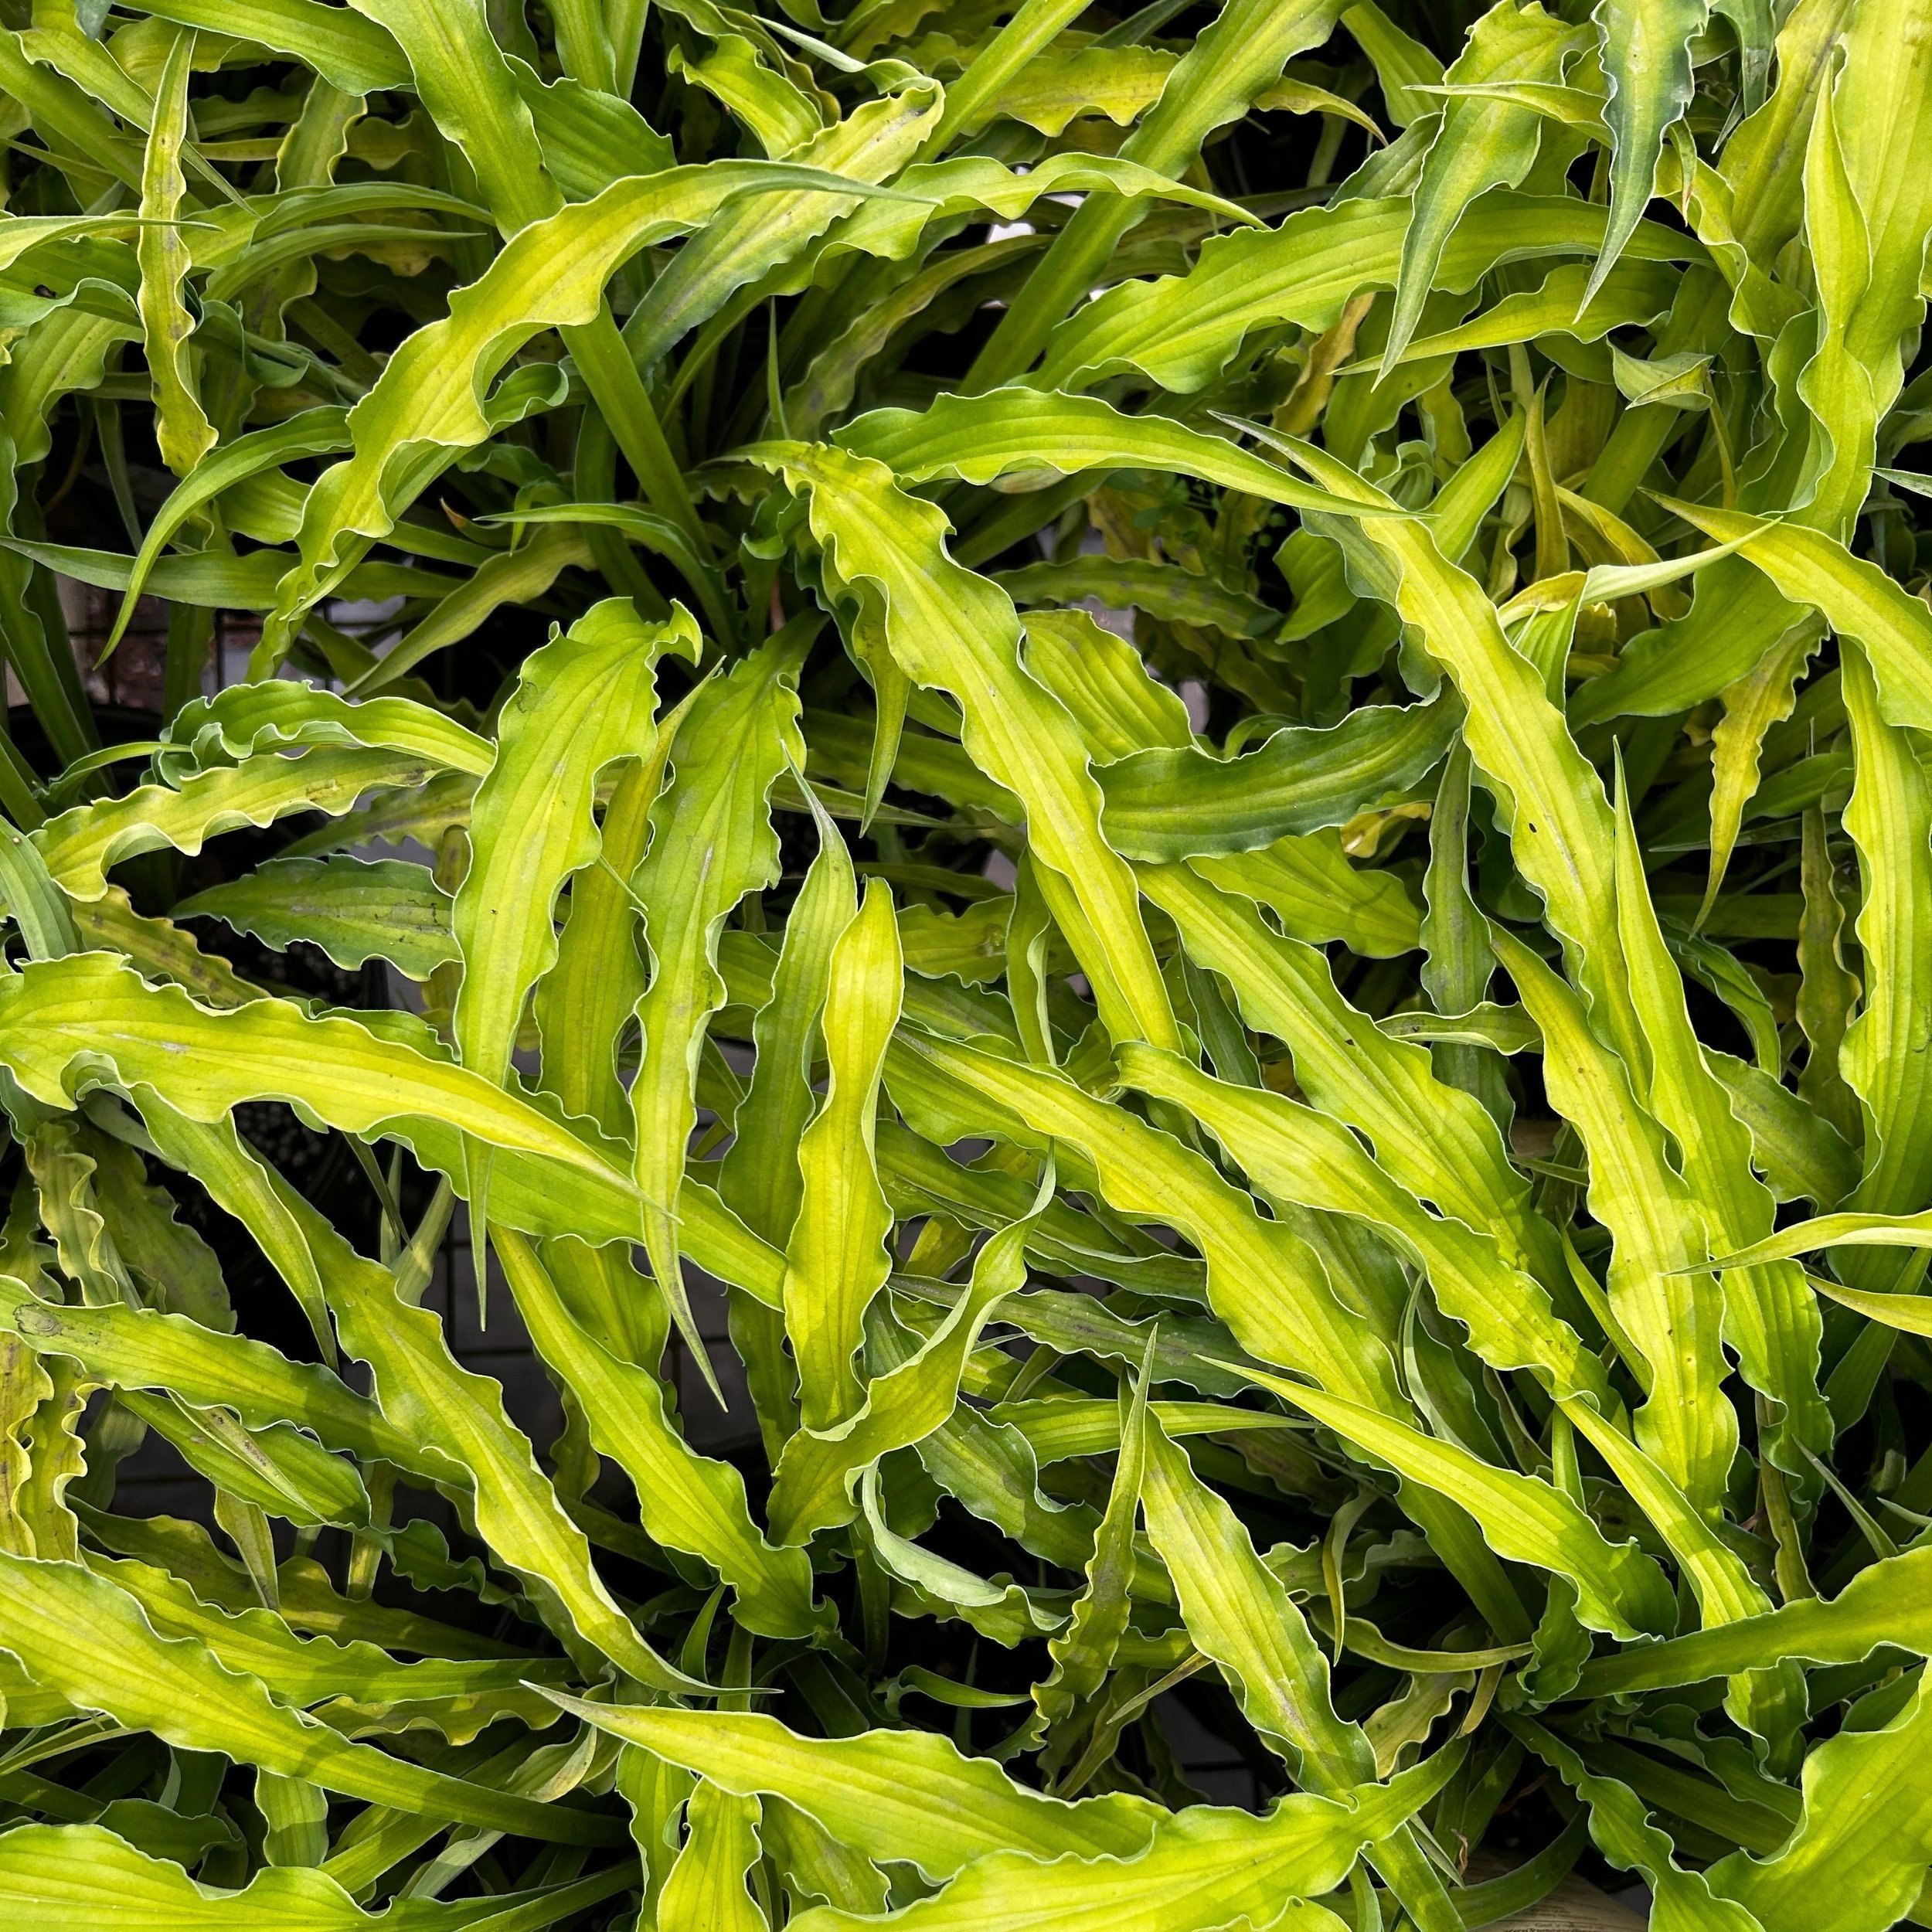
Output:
[{"xmin": 2, "ymin": 0, "xmax": 1932, "ymax": 1925}]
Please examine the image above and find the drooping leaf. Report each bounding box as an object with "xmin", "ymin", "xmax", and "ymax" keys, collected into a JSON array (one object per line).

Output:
[
  {"xmin": 0, "ymin": 1824, "xmax": 635, "ymax": 1929},
  {"xmin": 546, "ymin": 1699, "xmax": 1165, "ymax": 1879},
  {"xmin": 0, "ymin": 1554, "xmax": 621, "ymax": 1842}
]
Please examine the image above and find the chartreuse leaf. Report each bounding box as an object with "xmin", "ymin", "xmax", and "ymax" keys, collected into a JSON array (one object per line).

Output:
[
  {"xmin": 176, "ymin": 855, "xmax": 455, "ymax": 979},
  {"xmin": 355, "ymin": 530, "xmax": 608, "ymax": 700},
  {"xmin": 996, "ymin": 1399, "xmax": 1304, "ymax": 1465},
  {"xmin": 659, "ymin": 1778, "xmax": 765, "ymax": 1932},
  {"xmin": 852, "ymin": 1294, "xmax": 1107, "ymax": 1590},
  {"xmin": 782, "ymin": 878, "xmax": 900, "ymax": 1433},
  {"xmin": 36, "ymin": 747, "xmax": 451, "ymax": 901},
  {"xmin": 1372, "ymin": 257, "xmax": 1676, "ymax": 372},
  {"xmin": 0, "ymin": 212, "xmax": 145, "ymax": 274},
  {"xmin": 631, "ymin": 631, "xmax": 802, "ymax": 1396},
  {"xmin": 453, "ymin": 595, "xmax": 696, "ymax": 1296},
  {"xmin": 255, "ymin": 1768, "xmax": 329, "ymax": 1869},
  {"xmin": 965, "ymin": 0, "xmax": 1355, "ymax": 389},
  {"xmin": 532, "ymin": 743, "xmax": 668, "ymax": 1148},
  {"xmin": 1833, "ymin": 0, "xmax": 1932, "ymax": 397},
  {"xmin": 1496, "ymin": 928, "xmax": 1734, "ymax": 1514},
  {"xmin": 1609, "ymin": 777, "xmax": 1828, "ymax": 1460},
  {"xmin": 836, "ymin": 389, "xmax": 1399, "ymax": 520},
  {"xmin": 1345, "ymin": 0, "xmax": 1443, "ymax": 126},
  {"xmin": 123, "ymin": 1111, "xmax": 705, "ymax": 1690},
  {"xmin": 0, "ymin": 1553, "xmax": 619, "ymax": 1842},
  {"xmin": 886, "ymin": 1030, "xmax": 1402, "ymax": 1415},
  {"xmin": 118, "ymin": 1392, "xmax": 373, "ymax": 1530},
  {"xmin": 389, "ymin": 1121, "xmax": 781, "ymax": 1301},
  {"xmin": 1589, "ymin": 0, "xmax": 1708, "ymax": 303},
  {"xmin": 770, "ymin": 1192, "xmax": 1028, "ymax": 1543},
  {"xmin": 713, "ymin": 786, "xmax": 850, "ymax": 1449},
  {"xmin": 1005, "ymin": 556, "xmax": 1274, "ymax": 641},
  {"xmin": 157, "ymin": 682, "xmax": 492, "ymax": 778},
  {"xmin": 1577, "ymin": 1543, "xmax": 1932, "ymax": 1696},
  {"xmin": 760, "ymin": 1796, "xmax": 887, "ymax": 1920},
  {"xmin": 1827, "ymin": 641, "xmax": 1932, "ymax": 1420},
  {"xmin": 0, "ymin": 1270, "xmax": 413, "ymax": 1470},
  {"xmin": 1140, "ymin": 1413, "xmax": 1461, "ymax": 1932},
  {"xmin": 1192, "ymin": 832, "xmax": 1422, "ymax": 957},
  {"xmin": 788, "ymin": 1750, "xmax": 1463, "ymax": 1932},
  {"xmin": 755, "ymin": 442, "xmax": 1178, "ymax": 1050},
  {"xmin": 0, "ymin": 815, "xmax": 80, "ymax": 960},
  {"xmin": 0, "ymin": 536, "xmax": 430, "ymax": 622},
  {"xmin": 456, "ymin": 597, "xmax": 699, "ymax": 1086},
  {"xmin": 495, "ymin": 1227, "xmax": 820, "ymax": 1639},
  {"xmin": 540, "ymin": 1699, "xmax": 1165, "ymax": 1879},
  {"xmin": 0, "ymin": 955, "xmax": 650, "ymax": 1196},
  {"xmin": 0, "ymin": 1324, "xmax": 48, "ymax": 1560},
  {"xmin": 83, "ymin": 1549, "xmax": 562, "ymax": 1706},
  {"xmin": 859, "ymin": 1459, "xmax": 1063, "ymax": 1645},
  {"xmin": 1702, "ymin": 623, "xmax": 1819, "ymax": 921},
  {"xmin": 674, "ymin": 32, "xmax": 823, "ymax": 158},
  {"xmin": 1233, "ymin": 1361, "xmax": 1676, "ymax": 1639},
  {"xmin": 1267, "ymin": 429, "xmax": 1645, "ymax": 1070},
  {"xmin": 263, "ymin": 162, "xmax": 923, "ymax": 648},
  {"xmin": 1033, "ymin": 190, "xmax": 1694, "ymax": 396},
  {"xmin": 1383, "ymin": 2, "xmax": 1581, "ymax": 373},
  {"xmin": 1097, "ymin": 696, "xmax": 1458, "ymax": 860},
  {"xmin": 784, "ymin": 232, "xmax": 1043, "ymax": 440},
  {"xmin": 1709, "ymin": 1211, "xmax": 1932, "ymax": 1274},
  {"xmin": 1422, "ymin": 740, "xmax": 1515, "ymax": 1128},
  {"xmin": 718, "ymin": 791, "xmax": 854, "ymax": 1247},
  {"xmin": 1709, "ymin": 1672, "xmax": 1932, "ymax": 1932},
  {"xmin": 0, "ymin": 1824, "xmax": 635, "ymax": 1928},
  {"xmin": 1121, "ymin": 1044, "xmax": 1612, "ymax": 1408},
  {"xmin": 1015, "ymin": 609, "xmax": 1191, "ymax": 760},
  {"xmin": 64, "ymin": 892, "xmax": 262, "ymax": 1016},
  {"xmin": 134, "ymin": 0, "xmax": 409, "ymax": 92},
  {"xmin": 878, "ymin": 1121, "xmax": 1205, "ymax": 1301},
  {"xmin": 134, "ymin": 26, "xmax": 215, "ymax": 476},
  {"xmin": 1029, "ymin": 1332, "xmax": 1151, "ymax": 1770}
]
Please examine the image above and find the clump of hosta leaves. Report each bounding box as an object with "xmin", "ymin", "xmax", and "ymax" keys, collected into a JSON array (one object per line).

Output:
[{"xmin": 5, "ymin": 0, "xmax": 1932, "ymax": 1927}]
